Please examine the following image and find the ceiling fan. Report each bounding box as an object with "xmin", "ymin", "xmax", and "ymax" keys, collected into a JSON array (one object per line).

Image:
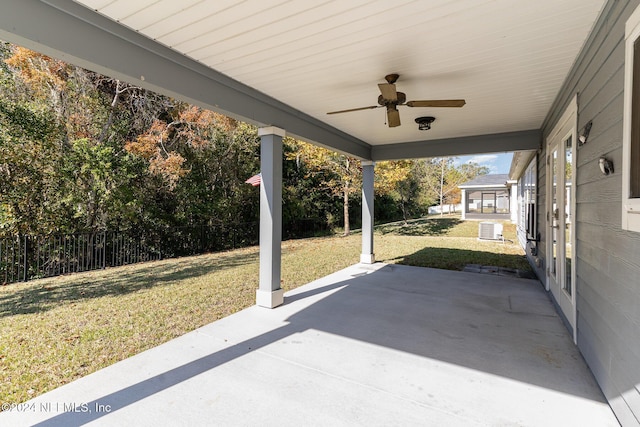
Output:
[{"xmin": 327, "ymin": 74, "xmax": 465, "ymax": 128}]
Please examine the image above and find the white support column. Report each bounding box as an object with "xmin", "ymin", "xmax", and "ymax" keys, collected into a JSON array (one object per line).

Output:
[
  {"xmin": 461, "ymin": 189, "xmax": 467, "ymax": 220},
  {"xmin": 256, "ymin": 127, "xmax": 285, "ymax": 308},
  {"xmin": 510, "ymin": 182, "xmax": 518, "ymax": 223},
  {"xmin": 360, "ymin": 161, "xmax": 375, "ymax": 264}
]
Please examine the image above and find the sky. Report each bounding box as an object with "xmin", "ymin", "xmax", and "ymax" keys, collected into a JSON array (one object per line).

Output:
[{"xmin": 453, "ymin": 152, "xmax": 514, "ymax": 175}]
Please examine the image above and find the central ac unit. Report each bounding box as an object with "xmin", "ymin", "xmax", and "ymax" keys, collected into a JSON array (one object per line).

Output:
[{"xmin": 478, "ymin": 222, "xmax": 503, "ymax": 240}]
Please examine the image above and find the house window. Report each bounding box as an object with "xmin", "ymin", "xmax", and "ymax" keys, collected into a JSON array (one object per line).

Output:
[
  {"xmin": 467, "ymin": 190, "xmax": 510, "ymax": 214},
  {"xmin": 496, "ymin": 191, "xmax": 510, "ymax": 214},
  {"xmin": 622, "ymin": 5, "xmax": 640, "ymax": 231},
  {"xmin": 467, "ymin": 191, "xmax": 482, "ymax": 213}
]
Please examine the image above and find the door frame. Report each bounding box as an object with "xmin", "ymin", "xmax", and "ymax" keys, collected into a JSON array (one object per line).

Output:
[{"xmin": 545, "ymin": 95, "xmax": 577, "ymax": 343}]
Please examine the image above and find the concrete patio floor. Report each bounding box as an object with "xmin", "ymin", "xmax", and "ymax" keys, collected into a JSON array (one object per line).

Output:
[{"xmin": 1, "ymin": 263, "xmax": 618, "ymax": 426}]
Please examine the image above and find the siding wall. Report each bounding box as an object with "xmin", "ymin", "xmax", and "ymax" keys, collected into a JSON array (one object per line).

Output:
[
  {"xmin": 513, "ymin": 156, "xmax": 545, "ymax": 280},
  {"xmin": 541, "ymin": 1, "xmax": 640, "ymax": 424},
  {"xmin": 533, "ymin": 152, "xmax": 546, "ymax": 281}
]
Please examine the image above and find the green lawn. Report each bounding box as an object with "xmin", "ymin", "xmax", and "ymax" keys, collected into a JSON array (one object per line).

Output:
[{"xmin": 0, "ymin": 216, "xmax": 531, "ymax": 405}]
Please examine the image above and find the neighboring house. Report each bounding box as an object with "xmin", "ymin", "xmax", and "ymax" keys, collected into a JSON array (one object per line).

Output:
[
  {"xmin": 509, "ymin": 1, "xmax": 640, "ymax": 422},
  {"xmin": 458, "ymin": 174, "xmax": 517, "ymax": 222}
]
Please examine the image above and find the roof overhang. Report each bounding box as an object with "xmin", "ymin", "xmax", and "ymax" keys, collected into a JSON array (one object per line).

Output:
[
  {"xmin": 509, "ymin": 150, "xmax": 538, "ymax": 180},
  {"xmin": 0, "ymin": 0, "xmax": 371, "ymax": 158},
  {"xmin": 372, "ymin": 129, "xmax": 541, "ymax": 161},
  {"xmin": 459, "ymin": 184, "xmax": 510, "ymax": 190},
  {"xmin": 0, "ymin": 0, "xmax": 606, "ymax": 161}
]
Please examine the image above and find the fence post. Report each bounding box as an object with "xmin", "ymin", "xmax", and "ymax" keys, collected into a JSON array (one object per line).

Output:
[
  {"xmin": 233, "ymin": 226, "xmax": 237, "ymax": 249},
  {"xmin": 23, "ymin": 235, "xmax": 28, "ymax": 282}
]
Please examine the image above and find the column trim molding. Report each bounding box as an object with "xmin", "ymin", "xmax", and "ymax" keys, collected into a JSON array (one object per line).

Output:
[{"xmin": 258, "ymin": 126, "xmax": 286, "ymax": 137}]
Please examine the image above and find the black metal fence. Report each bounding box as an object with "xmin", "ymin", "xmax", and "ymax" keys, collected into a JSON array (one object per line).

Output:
[{"xmin": 1, "ymin": 219, "xmax": 329, "ymax": 285}]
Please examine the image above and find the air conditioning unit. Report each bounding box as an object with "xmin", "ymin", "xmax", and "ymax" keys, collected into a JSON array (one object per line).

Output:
[{"xmin": 478, "ymin": 222, "xmax": 503, "ymax": 240}]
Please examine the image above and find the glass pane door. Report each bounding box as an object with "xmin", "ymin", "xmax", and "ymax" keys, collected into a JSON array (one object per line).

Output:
[
  {"xmin": 564, "ymin": 136, "xmax": 573, "ymax": 296},
  {"xmin": 482, "ymin": 192, "xmax": 496, "ymax": 214},
  {"xmin": 546, "ymin": 98, "xmax": 577, "ymax": 342}
]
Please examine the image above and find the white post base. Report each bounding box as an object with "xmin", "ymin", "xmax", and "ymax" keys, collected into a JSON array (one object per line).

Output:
[
  {"xmin": 360, "ymin": 254, "xmax": 375, "ymax": 264},
  {"xmin": 256, "ymin": 289, "xmax": 284, "ymax": 308}
]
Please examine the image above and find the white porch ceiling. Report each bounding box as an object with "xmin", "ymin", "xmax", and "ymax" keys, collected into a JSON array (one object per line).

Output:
[{"xmin": 74, "ymin": 0, "xmax": 605, "ymax": 147}]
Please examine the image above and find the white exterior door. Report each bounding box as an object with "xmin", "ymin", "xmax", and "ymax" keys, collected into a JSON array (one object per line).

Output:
[{"xmin": 546, "ymin": 99, "xmax": 577, "ymax": 342}]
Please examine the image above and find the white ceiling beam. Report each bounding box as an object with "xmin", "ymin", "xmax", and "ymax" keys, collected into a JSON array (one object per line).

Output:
[{"xmin": 371, "ymin": 130, "xmax": 541, "ymax": 161}]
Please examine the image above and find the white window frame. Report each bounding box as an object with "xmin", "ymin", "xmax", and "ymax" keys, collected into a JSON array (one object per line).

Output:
[
  {"xmin": 622, "ymin": 5, "xmax": 640, "ymax": 232},
  {"xmin": 524, "ymin": 157, "xmax": 537, "ymax": 241}
]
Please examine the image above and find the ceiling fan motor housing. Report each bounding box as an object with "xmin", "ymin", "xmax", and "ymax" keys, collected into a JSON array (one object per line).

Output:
[{"xmin": 378, "ymin": 92, "xmax": 406, "ymax": 106}]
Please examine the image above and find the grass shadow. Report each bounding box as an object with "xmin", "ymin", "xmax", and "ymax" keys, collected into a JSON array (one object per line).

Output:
[
  {"xmin": 376, "ymin": 217, "xmax": 462, "ymax": 236},
  {"xmin": 387, "ymin": 246, "xmax": 533, "ymax": 273},
  {"xmin": 0, "ymin": 250, "xmax": 259, "ymax": 318}
]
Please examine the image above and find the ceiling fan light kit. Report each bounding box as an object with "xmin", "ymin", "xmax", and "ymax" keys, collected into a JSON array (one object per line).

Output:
[
  {"xmin": 415, "ymin": 116, "xmax": 435, "ymax": 131},
  {"xmin": 327, "ymin": 74, "xmax": 465, "ymax": 128}
]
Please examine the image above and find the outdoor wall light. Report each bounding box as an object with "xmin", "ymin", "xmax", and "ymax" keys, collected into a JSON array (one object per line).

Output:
[
  {"xmin": 415, "ymin": 116, "xmax": 435, "ymax": 131},
  {"xmin": 578, "ymin": 120, "xmax": 592, "ymax": 145},
  {"xmin": 599, "ymin": 156, "xmax": 614, "ymax": 175}
]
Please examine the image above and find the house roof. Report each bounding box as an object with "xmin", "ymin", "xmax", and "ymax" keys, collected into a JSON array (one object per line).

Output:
[
  {"xmin": 509, "ymin": 150, "xmax": 537, "ymax": 180},
  {"xmin": 0, "ymin": 0, "xmax": 607, "ymax": 160},
  {"xmin": 459, "ymin": 174, "xmax": 509, "ymax": 189}
]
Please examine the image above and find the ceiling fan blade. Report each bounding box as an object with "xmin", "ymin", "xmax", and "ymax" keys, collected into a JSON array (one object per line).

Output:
[
  {"xmin": 327, "ymin": 105, "xmax": 380, "ymax": 114},
  {"xmin": 387, "ymin": 107, "xmax": 401, "ymax": 127},
  {"xmin": 406, "ymin": 99, "xmax": 466, "ymax": 108},
  {"xmin": 378, "ymin": 83, "xmax": 398, "ymax": 101}
]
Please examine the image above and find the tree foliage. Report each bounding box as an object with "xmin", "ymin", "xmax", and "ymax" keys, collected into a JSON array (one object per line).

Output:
[
  {"xmin": 287, "ymin": 141, "xmax": 362, "ymax": 235},
  {"xmin": 417, "ymin": 158, "xmax": 490, "ymax": 215},
  {"xmin": 0, "ymin": 42, "xmax": 495, "ymax": 239}
]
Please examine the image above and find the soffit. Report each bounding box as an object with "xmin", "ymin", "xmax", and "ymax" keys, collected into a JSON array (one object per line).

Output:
[{"xmin": 74, "ymin": 0, "xmax": 605, "ymax": 148}]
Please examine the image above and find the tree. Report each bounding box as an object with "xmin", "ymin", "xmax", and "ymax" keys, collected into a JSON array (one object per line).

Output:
[
  {"xmin": 1, "ymin": 40, "xmax": 496, "ymax": 244},
  {"xmin": 0, "ymin": 44, "xmax": 173, "ymax": 233},
  {"xmin": 417, "ymin": 158, "xmax": 490, "ymax": 216},
  {"xmin": 375, "ymin": 160, "xmax": 415, "ymax": 222},
  {"xmin": 0, "ymin": 44, "xmax": 67, "ymax": 234},
  {"xmin": 289, "ymin": 141, "xmax": 361, "ymax": 235},
  {"xmin": 0, "ymin": 99, "xmax": 62, "ymax": 234},
  {"xmin": 125, "ymin": 106, "xmax": 263, "ymax": 227}
]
